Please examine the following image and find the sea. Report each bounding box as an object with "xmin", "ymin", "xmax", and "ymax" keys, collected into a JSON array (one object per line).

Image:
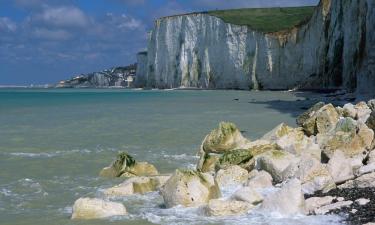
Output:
[{"xmin": 0, "ymin": 88, "xmax": 343, "ymax": 225}]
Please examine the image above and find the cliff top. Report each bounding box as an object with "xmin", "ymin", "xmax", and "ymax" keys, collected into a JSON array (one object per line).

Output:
[
  {"xmin": 159, "ymin": 6, "xmax": 316, "ymax": 33},
  {"xmin": 208, "ymin": 6, "xmax": 316, "ymax": 33}
]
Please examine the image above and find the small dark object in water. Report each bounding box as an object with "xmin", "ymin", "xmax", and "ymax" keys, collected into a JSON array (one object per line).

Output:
[
  {"xmin": 300, "ymin": 106, "xmax": 309, "ymax": 110},
  {"xmin": 233, "ymin": 98, "xmax": 239, "ymax": 101},
  {"xmin": 240, "ymin": 130, "xmax": 247, "ymax": 134}
]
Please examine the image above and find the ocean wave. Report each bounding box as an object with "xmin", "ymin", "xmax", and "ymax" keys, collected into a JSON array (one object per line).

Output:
[
  {"xmin": 161, "ymin": 153, "xmax": 199, "ymax": 160},
  {"xmin": 4, "ymin": 148, "xmax": 113, "ymax": 159}
]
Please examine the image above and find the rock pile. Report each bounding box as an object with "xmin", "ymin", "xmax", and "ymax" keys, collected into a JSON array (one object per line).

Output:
[{"xmin": 71, "ymin": 100, "xmax": 375, "ymax": 223}]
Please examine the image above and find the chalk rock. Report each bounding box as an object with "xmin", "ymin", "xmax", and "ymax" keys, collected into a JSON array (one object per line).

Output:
[
  {"xmin": 356, "ymin": 102, "xmax": 372, "ymax": 123},
  {"xmin": 296, "ymin": 156, "xmax": 336, "ymax": 194},
  {"xmin": 335, "ymin": 106, "xmax": 344, "ymax": 117},
  {"xmin": 256, "ymin": 150, "xmax": 300, "ymax": 183},
  {"xmin": 356, "ymin": 198, "xmax": 370, "ymax": 206},
  {"xmin": 338, "ymin": 172, "xmax": 375, "ymax": 189},
  {"xmin": 357, "ymin": 163, "xmax": 375, "ymax": 176},
  {"xmin": 318, "ymin": 118, "xmax": 374, "ymax": 158},
  {"xmin": 261, "ymin": 179, "xmax": 305, "ymax": 215},
  {"xmin": 160, "ymin": 169, "xmax": 220, "ymax": 208},
  {"xmin": 204, "ymin": 199, "xmax": 254, "ymax": 216},
  {"xmin": 369, "ymin": 150, "xmax": 375, "ymax": 164},
  {"xmin": 99, "ymin": 152, "xmax": 159, "ymax": 178},
  {"xmin": 215, "ymin": 165, "xmax": 249, "ymax": 187},
  {"xmin": 305, "ymin": 196, "xmax": 335, "ymax": 214},
  {"xmin": 246, "ymin": 170, "xmax": 273, "ymax": 189},
  {"xmin": 125, "ymin": 162, "xmax": 159, "ymax": 177},
  {"xmin": 71, "ymin": 198, "xmax": 127, "ymax": 220},
  {"xmin": 261, "ymin": 123, "xmax": 295, "ymax": 142},
  {"xmin": 99, "ymin": 166, "xmax": 119, "ymax": 178},
  {"xmin": 104, "ymin": 175, "xmax": 170, "ymax": 197},
  {"xmin": 231, "ymin": 187, "xmax": 263, "ymax": 205},
  {"xmin": 296, "ymin": 102, "xmax": 325, "ymax": 129},
  {"xmin": 343, "ymin": 103, "xmax": 357, "ymax": 118},
  {"xmin": 262, "ymin": 123, "xmax": 321, "ymax": 159},
  {"xmin": 327, "ymin": 150, "xmax": 355, "ymax": 184},
  {"xmin": 314, "ymin": 201, "xmax": 353, "ymax": 215},
  {"xmin": 298, "ymin": 103, "xmax": 339, "ymax": 136},
  {"xmin": 197, "ymin": 153, "xmax": 220, "ymax": 173},
  {"xmin": 344, "ymin": 102, "xmax": 372, "ymax": 123},
  {"xmin": 215, "ymin": 143, "xmax": 280, "ymax": 171},
  {"xmin": 202, "ymin": 122, "xmax": 250, "ymax": 154}
]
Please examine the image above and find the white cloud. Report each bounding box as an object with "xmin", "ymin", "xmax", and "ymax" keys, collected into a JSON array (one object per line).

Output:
[
  {"xmin": 33, "ymin": 6, "xmax": 90, "ymax": 29},
  {"xmin": 118, "ymin": 14, "xmax": 143, "ymax": 29},
  {"xmin": 0, "ymin": 17, "xmax": 17, "ymax": 32}
]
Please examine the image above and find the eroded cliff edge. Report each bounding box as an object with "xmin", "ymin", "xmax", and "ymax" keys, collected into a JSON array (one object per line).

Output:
[{"xmin": 136, "ymin": 0, "xmax": 374, "ymax": 96}]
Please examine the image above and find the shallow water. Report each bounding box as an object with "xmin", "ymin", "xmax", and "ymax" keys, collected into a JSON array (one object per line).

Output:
[{"xmin": 0, "ymin": 89, "xmax": 343, "ymax": 225}]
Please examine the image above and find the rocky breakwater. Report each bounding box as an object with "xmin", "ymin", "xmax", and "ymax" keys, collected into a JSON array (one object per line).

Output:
[{"xmin": 71, "ymin": 100, "xmax": 375, "ymax": 223}]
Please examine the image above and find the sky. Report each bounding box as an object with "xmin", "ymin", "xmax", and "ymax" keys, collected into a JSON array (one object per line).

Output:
[{"xmin": 0, "ymin": 0, "xmax": 319, "ymax": 85}]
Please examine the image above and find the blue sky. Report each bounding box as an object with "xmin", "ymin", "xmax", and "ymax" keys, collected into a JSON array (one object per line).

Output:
[{"xmin": 0, "ymin": 0, "xmax": 319, "ymax": 85}]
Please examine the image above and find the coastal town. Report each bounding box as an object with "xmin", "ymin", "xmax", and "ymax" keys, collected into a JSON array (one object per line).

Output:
[{"xmin": 56, "ymin": 64, "xmax": 137, "ymax": 88}]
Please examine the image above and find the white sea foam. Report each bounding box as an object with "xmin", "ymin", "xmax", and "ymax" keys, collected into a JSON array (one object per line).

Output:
[
  {"xmin": 58, "ymin": 206, "xmax": 72, "ymax": 215},
  {"xmin": 0, "ymin": 188, "xmax": 12, "ymax": 197},
  {"xmin": 5, "ymin": 149, "xmax": 103, "ymax": 158},
  {"xmin": 162, "ymin": 153, "xmax": 199, "ymax": 160},
  {"xmin": 99, "ymin": 187, "xmax": 344, "ymax": 225}
]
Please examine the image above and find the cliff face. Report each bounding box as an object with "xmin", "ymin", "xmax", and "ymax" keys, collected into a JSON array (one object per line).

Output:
[
  {"xmin": 137, "ymin": 0, "xmax": 374, "ymax": 95},
  {"xmin": 135, "ymin": 52, "xmax": 148, "ymax": 88}
]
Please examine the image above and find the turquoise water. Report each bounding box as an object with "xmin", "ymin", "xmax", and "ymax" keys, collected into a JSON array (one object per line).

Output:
[{"xmin": 0, "ymin": 89, "xmax": 342, "ymax": 225}]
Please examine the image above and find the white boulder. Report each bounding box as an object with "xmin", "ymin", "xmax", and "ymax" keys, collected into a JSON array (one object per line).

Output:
[
  {"xmin": 262, "ymin": 123, "xmax": 321, "ymax": 159},
  {"xmin": 231, "ymin": 187, "xmax": 263, "ymax": 205},
  {"xmin": 104, "ymin": 175, "xmax": 170, "ymax": 197},
  {"xmin": 160, "ymin": 169, "xmax": 221, "ymax": 208},
  {"xmin": 246, "ymin": 170, "xmax": 273, "ymax": 189},
  {"xmin": 256, "ymin": 150, "xmax": 300, "ymax": 183},
  {"xmin": 204, "ymin": 199, "xmax": 254, "ymax": 216},
  {"xmin": 202, "ymin": 122, "xmax": 250, "ymax": 154},
  {"xmin": 318, "ymin": 118, "xmax": 374, "ymax": 159},
  {"xmin": 296, "ymin": 156, "xmax": 336, "ymax": 194},
  {"xmin": 327, "ymin": 150, "xmax": 355, "ymax": 184},
  {"xmin": 71, "ymin": 198, "xmax": 127, "ymax": 220},
  {"xmin": 338, "ymin": 172, "xmax": 375, "ymax": 189},
  {"xmin": 305, "ymin": 196, "xmax": 335, "ymax": 214},
  {"xmin": 215, "ymin": 165, "xmax": 249, "ymax": 187},
  {"xmin": 261, "ymin": 179, "xmax": 305, "ymax": 215},
  {"xmin": 314, "ymin": 201, "xmax": 353, "ymax": 215}
]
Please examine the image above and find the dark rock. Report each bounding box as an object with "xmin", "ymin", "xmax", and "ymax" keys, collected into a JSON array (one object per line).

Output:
[{"xmin": 306, "ymin": 187, "xmax": 375, "ymax": 224}]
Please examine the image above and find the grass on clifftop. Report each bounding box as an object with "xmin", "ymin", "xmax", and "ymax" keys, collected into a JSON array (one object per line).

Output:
[{"xmin": 208, "ymin": 6, "xmax": 316, "ymax": 33}]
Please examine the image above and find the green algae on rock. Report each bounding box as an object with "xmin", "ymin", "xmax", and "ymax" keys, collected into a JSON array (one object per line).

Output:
[
  {"xmin": 202, "ymin": 122, "xmax": 250, "ymax": 154},
  {"xmin": 100, "ymin": 151, "xmax": 159, "ymax": 178}
]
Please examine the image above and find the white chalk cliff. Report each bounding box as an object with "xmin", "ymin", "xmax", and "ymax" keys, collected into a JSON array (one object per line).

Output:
[{"xmin": 136, "ymin": 0, "xmax": 374, "ymax": 95}]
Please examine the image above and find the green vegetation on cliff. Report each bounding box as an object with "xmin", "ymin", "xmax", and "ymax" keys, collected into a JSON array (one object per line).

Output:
[{"xmin": 208, "ymin": 6, "xmax": 316, "ymax": 33}]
